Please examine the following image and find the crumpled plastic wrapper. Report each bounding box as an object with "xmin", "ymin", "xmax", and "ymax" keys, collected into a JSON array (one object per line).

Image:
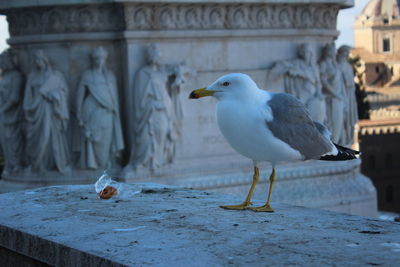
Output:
[{"xmin": 95, "ymin": 172, "xmax": 142, "ymax": 200}]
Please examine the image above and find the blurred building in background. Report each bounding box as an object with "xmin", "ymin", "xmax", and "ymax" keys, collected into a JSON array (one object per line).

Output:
[{"xmin": 353, "ymin": 0, "xmax": 400, "ymax": 213}]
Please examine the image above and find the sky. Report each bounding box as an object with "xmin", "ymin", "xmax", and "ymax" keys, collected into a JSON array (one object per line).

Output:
[
  {"xmin": 336, "ymin": 0, "xmax": 370, "ymax": 47},
  {"xmin": 0, "ymin": 16, "xmax": 8, "ymax": 51},
  {"xmin": 0, "ymin": 0, "xmax": 370, "ymax": 51}
]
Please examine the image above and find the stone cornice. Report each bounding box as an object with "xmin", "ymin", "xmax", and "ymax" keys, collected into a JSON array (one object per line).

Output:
[
  {"xmin": 367, "ymin": 93, "xmax": 400, "ymax": 104},
  {"xmin": 358, "ymin": 119, "xmax": 400, "ymax": 135},
  {"xmin": 176, "ymin": 159, "xmax": 361, "ymax": 189},
  {"xmin": 4, "ymin": 2, "xmax": 340, "ymax": 37},
  {"xmin": 6, "ymin": 5, "xmax": 125, "ymax": 36},
  {"xmin": 123, "ymin": 3, "xmax": 339, "ymax": 31},
  {"xmin": 7, "ymin": 29, "xmax": 339, "ymax": 45},
  {"xmin": 359, "ymin": 125, "xmax": 400, "ymax": 135},
  {"xmin": 370, "ymin": 109, "xmax": 400, "ymax": 120},
  {"xmin": 0, "ymin": 0, "xmax": 354, "ymax": 10}
]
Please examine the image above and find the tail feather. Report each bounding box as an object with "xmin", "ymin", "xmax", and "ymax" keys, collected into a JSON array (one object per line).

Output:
[{"xmin": 319, "ymin": 143, "xmax": 360, "ymax": 161}]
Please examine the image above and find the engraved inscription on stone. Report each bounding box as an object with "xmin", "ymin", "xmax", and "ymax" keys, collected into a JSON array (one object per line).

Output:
[
  {"xmin": 203, "ymin": 135, "xmax": 226, "ymax": 145},
  {"xmin": 197, "ymin": 115, "xmax": 216, "ymax": 126}
]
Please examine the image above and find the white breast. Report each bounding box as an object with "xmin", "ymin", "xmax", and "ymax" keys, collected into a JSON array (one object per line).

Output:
[{"xmin": 216, "ymin": 95, "xmax": 303, "ymax": 164}]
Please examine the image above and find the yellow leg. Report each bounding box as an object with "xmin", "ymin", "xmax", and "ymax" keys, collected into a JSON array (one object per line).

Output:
[
  {"xmin": 249, "ymin": 168, "xmax": 276, "ymax": 212},
  {"xmin": 220, "ymin": 166, "xmax": 259, "ymax": 210}
]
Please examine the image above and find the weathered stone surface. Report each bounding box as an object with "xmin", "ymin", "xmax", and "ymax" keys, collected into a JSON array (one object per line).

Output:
[{"xmin": 0, "ymin": 184, "xmax": 398, "ymax": 266}]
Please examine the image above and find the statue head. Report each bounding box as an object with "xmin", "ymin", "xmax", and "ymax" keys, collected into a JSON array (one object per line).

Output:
[
  {"xmin": 33, "ymin": 50, "xmax": 50, "ymax": 71},
  {"xmin": 337, "ymin": 45, "xmax": 351, "ymax": 60},
  {"xmin": 322, "ymin": 43, "xmax": 336, "ymax": 59},
  {"xmin": 297, "ymin": 43, "xmax": 314, "ymax": 63},
  {"xmin": 147, "ymin": 44, "xmax": 162, "ymax": 67},
  {"xmin": 91, "ymin": 46, "xmax": 108, "ymax": 68}
]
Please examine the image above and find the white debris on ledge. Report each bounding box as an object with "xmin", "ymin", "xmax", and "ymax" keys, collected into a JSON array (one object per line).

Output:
[
  {"xmin": 95, "ymin": 172, "xmax": 142, "ymax": 200},
  {"xmin": 0, "ymin": 184, "xmax": 399, "ymax": 266}
]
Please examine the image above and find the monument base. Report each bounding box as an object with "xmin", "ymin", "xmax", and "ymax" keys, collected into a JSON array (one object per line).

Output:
[
  {"xmin": 0, "ymin": 184, "xmax": 397, "ymax": 266},
  {"xmin": 0, "ymin": 0, "xmax": 369, "ymax": 218},
  {"xmin": 0, "ymin": 159, "xmax": 377, "ymax": 217},
  {"xmin": 0, "ymin": 169, "xmax": 103, "ymax": 193},
  {"xmin": 121, "ymin": 158, "xmax": 377, "ymax": 217}
]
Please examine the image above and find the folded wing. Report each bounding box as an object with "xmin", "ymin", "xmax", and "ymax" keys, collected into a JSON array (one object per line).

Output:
[{"xmin": 266, "ymin": 93, "xmax": 335, "ymax": 160}]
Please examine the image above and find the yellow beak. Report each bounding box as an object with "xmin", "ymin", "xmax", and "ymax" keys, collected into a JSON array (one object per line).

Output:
[{"xmin": 189, "ymin": 88, "xmax": 214, "ymax": 99}]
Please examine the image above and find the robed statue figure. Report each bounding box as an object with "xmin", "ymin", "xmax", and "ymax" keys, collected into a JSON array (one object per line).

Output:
[
  {"xmin": 23, "ymin": 50, "xmax": 70, "ymax": 173},
  {"xmin": 0, "ymin": 49, "xmax": 24, "ymax": 174},
  {"xmin": 75, "ymin": 47, "xmax": 124, "ymax": 169},
  {"xmin": 126, "ymin": 44, "xmax": 187, "ymax": 171}
]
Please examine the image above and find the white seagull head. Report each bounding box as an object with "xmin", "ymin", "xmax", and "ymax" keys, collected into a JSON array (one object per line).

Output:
[{"xmin": 189, "ymin": 73, "xmax": 259, "ymax": 101}]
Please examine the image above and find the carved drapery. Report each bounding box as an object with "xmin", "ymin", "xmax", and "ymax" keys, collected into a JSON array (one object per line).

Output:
[{"xmin": 5, "ymin": 3, "xmax": 339, "ymax": 36}]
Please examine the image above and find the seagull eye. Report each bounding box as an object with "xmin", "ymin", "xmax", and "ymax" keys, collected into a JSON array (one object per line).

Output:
[{"xmin": 222, "ymin": 82, "xmax": 230, "ymax": 86}]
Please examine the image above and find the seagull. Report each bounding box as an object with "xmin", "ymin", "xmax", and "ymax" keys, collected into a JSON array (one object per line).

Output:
[{"xmin": 189, "ymin": 73, "xmax": 359, "ymax": 212}]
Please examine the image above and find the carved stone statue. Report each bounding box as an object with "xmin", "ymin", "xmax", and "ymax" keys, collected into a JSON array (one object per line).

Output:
[
  {"xmin": 169, "ymin": 63, "xmax": 193, "ymax": 137},
  {"xmin": 75, "ymin": 47, "xmax": 124, "ymax": 169},
  {"xmin": 337, "ymin": 45, "xmax": 358, "ymax": 146},
  {"xmin": 23, "ymin": 50, "xmax": 70, "ymax": 174},
  {"xmin": 268, "ymin": 43, "xmax": 326, "ymax": 123},
  {"xmin": 0, "ymin": 67, "xmax": 2, "ymax": 170},
  {"xmin": 319, "ymin": 43, "xmax": 346, "ymax": 144},
  {"xmin": 126, "ymin": 44, "xmax": 187, "ymax": 171},
  {"xmin": 0, "ymin": 49, "xmax": 24, "ymax": 174}
]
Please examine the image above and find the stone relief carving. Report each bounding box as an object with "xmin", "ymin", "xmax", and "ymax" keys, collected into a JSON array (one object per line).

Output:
[
  {"xmin": 183, "ymin": 7, "xmax": 201, "ymax": 28},
  {"xmin": 268, "ymin": 43, "xmax": 326, "ymax": 123},
  {"xmin": 23, "ymin": 50, "xmax": 70, "ymax": 174},
  {"xmin": 6, "ymin": 5, "xmax": 124, "ymax": 36},
  {"xmin": 337, "ymin": 45, "xmax": 359, "ymax": 146},
  {"xmin": 277, "ymin": 7, "xmax": 292, "ymax": 28},
  {"xmin": 5, "ymin": 3, "xmax": 339, "ymax": 37},
  {"xmin": 319, "ymin": 43, "xmax": 346, "ymax": 144},
  {"xmin": 298, "ymin": 7, "xmax": 313, "ymax": 28},
  {"xmin": 126, "ymin": 45, "xmax": 190, "ymax": 172},
  {"xmin": 125, "ymin": 4, "xmax": 339, "ymax": 31},
  {"xmin": 0, "ymin": 44, "xmax": 194, "ymax": 176},
  {"xmin": 0, "ymin": 49, "xmax": 24, "ymax": 174},
  {"xmin": 169, "ymin": 64, "xmax": 188, "ymax": 137},
  {"xmin": 74, "ymin": 47, "xmax": 124, "ymax": 170}
]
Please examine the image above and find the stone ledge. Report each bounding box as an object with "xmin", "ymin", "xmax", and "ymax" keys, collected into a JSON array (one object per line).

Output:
[
  {"xmin": 0, "ymin": 0, "xmax": 354, "ymax": 10},
  {"xmin": 0, "ymin": 184, "xmax": 398, "ymax": 266},
  {"xmin": 6, "ymin": 29, "xmax": 340, "ymax": 46}
]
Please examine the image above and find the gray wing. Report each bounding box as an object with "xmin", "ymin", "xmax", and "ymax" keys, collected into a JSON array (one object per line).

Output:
[
  {"xmin": 313, "ymin": 121, "xmax": 332, "ymax": 140},
  {"xmin": 266, "ymin": 93, "xmax": 333, "ymax": 159}
]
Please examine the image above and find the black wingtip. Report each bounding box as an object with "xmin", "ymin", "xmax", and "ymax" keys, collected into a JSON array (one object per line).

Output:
[
  {"xmin": 189, "ymin": 91, "xmax": 198, "ymax": 99},
  {"xmin": 319, "ymin": 143, "xmax": 360, "ymax": 161}
]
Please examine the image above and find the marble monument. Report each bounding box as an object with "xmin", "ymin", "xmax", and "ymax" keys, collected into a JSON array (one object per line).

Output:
[{"xmin": 0, "ymin": 0, "xmax": 376, "ymax": 216}]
